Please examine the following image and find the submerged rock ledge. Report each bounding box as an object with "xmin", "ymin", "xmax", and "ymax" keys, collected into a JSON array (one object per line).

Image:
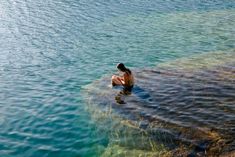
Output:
[{"xmin": 82, "ymin": 50, "xmax": 235, "ymax": 157}]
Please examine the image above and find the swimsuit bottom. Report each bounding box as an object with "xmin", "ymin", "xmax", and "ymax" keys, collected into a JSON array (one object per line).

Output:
[{"xmin": 123, "ymin": 85, "xmax": 134, "ymax": 92}]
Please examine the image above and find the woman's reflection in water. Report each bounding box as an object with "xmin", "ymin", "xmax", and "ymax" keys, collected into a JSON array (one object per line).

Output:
[{"xmin": 115, "ymin": 86, "xmax": 132, "ymax": 104}]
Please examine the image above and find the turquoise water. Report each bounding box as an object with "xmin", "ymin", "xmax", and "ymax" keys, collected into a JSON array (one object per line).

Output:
[{"xmin": 0, "ymin": 0, "xmax": 235, "ymax": 157}]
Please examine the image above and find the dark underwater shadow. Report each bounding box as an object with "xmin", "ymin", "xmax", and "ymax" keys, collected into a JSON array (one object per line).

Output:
[{"xmin": 112, "ymin": 85, "xmax": 152, "ymax": 104}]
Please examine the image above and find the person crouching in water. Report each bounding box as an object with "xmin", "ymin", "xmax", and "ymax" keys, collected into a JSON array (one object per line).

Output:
[{"xmin": 111, "ymin": 63, "xmax": 134, "ymax": 93}]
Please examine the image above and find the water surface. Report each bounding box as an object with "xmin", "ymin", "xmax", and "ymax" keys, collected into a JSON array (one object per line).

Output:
[{"xmin": 0, "ymin": 0, "xmax": 235, "ymax": 156}]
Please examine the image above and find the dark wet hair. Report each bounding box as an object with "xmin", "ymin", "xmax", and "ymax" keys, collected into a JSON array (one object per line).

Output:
[{"xmin": 117, "ymin": 63, "xmax": 131, "ymax": 74}]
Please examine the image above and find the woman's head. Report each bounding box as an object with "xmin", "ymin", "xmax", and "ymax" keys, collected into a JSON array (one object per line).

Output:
[
  {"xmin": 116, "ymin": 63, "xmax": 126, "ymax": 72},
  {"xmin": 116, "ymin": 63, "xmax": 131, "ymax": 74}
]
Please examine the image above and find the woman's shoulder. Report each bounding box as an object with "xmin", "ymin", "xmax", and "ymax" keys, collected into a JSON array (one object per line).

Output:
[{"xmin": 124, "ymin": 71, "xmax": 131, "ymax": 75}]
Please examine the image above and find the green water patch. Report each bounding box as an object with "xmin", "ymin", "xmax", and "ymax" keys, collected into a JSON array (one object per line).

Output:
[
  {"xmin": 81, "ymin": 49, "xmax": 235, "ymax": 156},
  {"xmin": 84, "ymin": 9, "xmax": 235, "ymax": 68}
]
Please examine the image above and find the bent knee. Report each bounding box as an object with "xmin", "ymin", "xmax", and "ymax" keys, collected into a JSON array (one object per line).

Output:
[{"xmin": 112, "ymin": 75, "xmax": 117, "ymax": 80}]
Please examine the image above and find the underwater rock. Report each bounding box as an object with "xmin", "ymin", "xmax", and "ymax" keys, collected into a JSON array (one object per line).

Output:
[
  {"xmin": 82, "ymin": 50, "xmax": 235, "ymax": 156},
  {"xmin": 101, "ymin": 144, "xmax": 171, "ymax": 157}
]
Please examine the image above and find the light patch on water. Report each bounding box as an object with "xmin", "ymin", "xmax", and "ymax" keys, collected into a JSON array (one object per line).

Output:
[
  {"xmin": 0, "ymin": 3, "xmax": 6, "ymax": 18},
  {"xmin": 87, "ymin": 9, "xmax": 235, "ymax": 68},
  {"xmin": 101, "ymin": 144, "xmax": 171, "ymax": 157},
  {"xmin": 0, "ymin": 116, "xmax": 5, "ymax": 125},
  {"xmin": 159, "ymin": 49, "xmax": 235, "ymax": 71}
]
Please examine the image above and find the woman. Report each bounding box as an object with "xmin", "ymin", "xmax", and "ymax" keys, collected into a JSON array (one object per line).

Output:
[{"xmin": 111, "ymin": 63, "xmax": 134, "ymax": 92}]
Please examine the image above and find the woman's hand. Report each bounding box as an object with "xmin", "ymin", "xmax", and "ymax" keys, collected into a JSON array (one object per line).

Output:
[{"xmin": 117, "ymin": 77, "xmax": 125, "ymax": 85}]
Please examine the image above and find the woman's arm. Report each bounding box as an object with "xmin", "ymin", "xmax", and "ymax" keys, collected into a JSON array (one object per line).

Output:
[
  {"xmin": 117, "ymin": 77, "xmax": 125, "ymax": 85},
  {"xmin": 122, "ymin": 73, "xmax": 130, "ymax": 86}
]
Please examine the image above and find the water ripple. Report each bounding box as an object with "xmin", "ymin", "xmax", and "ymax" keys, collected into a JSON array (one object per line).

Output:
[{"xmin": 1, "ymin": 0, "xmax": 235, "ymax": 156}]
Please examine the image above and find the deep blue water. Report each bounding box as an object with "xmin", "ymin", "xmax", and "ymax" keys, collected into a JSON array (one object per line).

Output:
[{"xmin": 0, "ymin": 0, "xmax": 235, "ymax": 157}]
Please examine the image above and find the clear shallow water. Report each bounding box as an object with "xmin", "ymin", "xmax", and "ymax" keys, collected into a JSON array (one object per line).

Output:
[{"xmin": 0, "ymin": 0, "xmax": 235, "ymax": 157}]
